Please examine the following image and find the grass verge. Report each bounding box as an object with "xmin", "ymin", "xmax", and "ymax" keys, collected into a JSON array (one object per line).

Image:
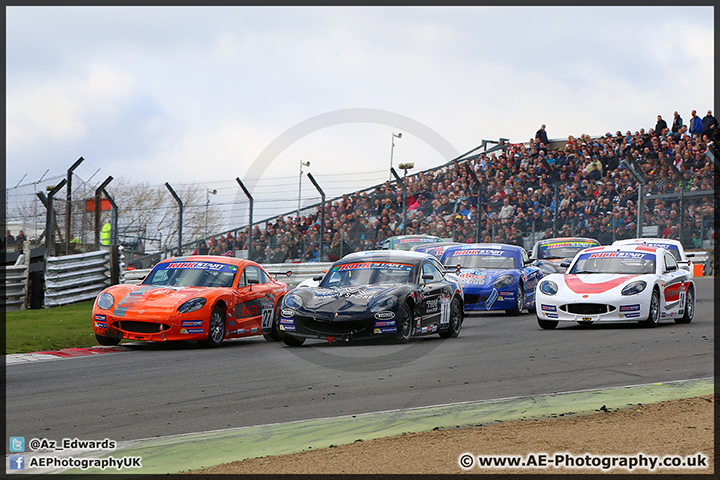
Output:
[{"xmin": 5, "ymin": 300, "xmax": 103, "ymax": 354}]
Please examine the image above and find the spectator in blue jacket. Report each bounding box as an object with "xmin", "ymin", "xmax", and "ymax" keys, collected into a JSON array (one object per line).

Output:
[{"xmin": 689, "ymin": 110, "xmax": 703, "ymax": 137}]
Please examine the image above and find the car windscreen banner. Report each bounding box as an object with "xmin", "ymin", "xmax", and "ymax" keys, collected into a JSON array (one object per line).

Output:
[
  {"xmin": 540, "ymin": 241, "xmax": 597, "ymax": 252},
  {"xmin": 155, "ymin": 261, "xmax": 239, "ymax": 274},
  {"xmin": 450, "ymin": 248, "xmax": 514, "ymax": 258},
  {"xmin": 578, "ymin": 251, "xmax": 656, "ymax": 261},
  {"xmin": 332, "ymin": 262, "xmax": 413, "ymax": 272}
]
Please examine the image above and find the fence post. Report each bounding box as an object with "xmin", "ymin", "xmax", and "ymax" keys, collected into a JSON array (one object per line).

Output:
[
  {"xmin": 307, "ymin": 173, "xmax": 325, "ymax": 262},
  {"xmin": 165, "ymin": 182, "xmax": 183, "ymax": 256},
  {"xmin": 236, "ymin": 177, "xmax": 254, "ymax": 255},
  {"xmin": 102, "ymin": 187, "xmax": 119, "ymax": 246},
  {"xmin": 45, "ymin": 180, "xmax": 67, "ymax": 257},
  {"xmin": 464, "ymin": 163, "xmax": 482, "ymax": 242},
  {"xmin": 65, "ymin": 157, "xmax": 84, "ymax": 256},
  {"xmin": 623, "ymin": 157, "xmax": 646, "ymax": 238},
  {"xmin": 94, "ymin": 176, "xmax": 113, "ymax": 249},
  {"xmin": 390, "ymin": 167, "xmax": 407, "ymax": 234}
]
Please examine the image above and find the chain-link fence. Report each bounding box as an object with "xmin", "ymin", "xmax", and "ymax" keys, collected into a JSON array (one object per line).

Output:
[{"xmin": 5, "ymin": 140, "xmax": 717, "ymax": 272}]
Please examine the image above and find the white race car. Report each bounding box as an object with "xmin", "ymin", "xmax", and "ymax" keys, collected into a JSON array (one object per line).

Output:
[{"xmin": 535, "ymin": 244, "xmax": 694, "ymax": 329}]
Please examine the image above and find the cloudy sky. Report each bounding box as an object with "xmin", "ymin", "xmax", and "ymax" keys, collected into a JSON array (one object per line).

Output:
[{"xmin": 5, "ymin": 5, "xmax": 714, "ymax": 226}]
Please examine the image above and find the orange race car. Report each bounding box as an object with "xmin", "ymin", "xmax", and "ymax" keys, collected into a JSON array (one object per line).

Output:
[{"xmin": 92, "ymin": 256, "xmax": 290, "ymax": 347}]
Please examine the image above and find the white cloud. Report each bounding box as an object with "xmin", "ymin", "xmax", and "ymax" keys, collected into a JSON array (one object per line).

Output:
[{"xmin": 7, "ymin": 64, "xmax": 136, "ymax": 153}]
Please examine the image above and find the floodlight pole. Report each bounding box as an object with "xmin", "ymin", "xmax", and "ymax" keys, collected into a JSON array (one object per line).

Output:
[{"xmin": 236, "ymin": 177, "xmax": 254, "ymax": 256}]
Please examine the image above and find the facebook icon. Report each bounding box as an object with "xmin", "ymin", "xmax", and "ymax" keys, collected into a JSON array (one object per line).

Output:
[{"xmin": 9, "ymin": 455, "xmax": 25, "ymax": 470}]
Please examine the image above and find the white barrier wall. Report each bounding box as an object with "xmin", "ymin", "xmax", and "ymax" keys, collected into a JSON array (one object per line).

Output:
[
  {"xmin": 3, "ymin": 264, "xmax": 29, "ymax": 311},
  {"xmin": 44, "ymin": 251, "xmax": 111, "ymax": 307}
]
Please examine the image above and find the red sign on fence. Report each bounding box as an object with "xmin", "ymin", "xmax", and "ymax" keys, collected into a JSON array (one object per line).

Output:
[{"xmin": 85, "ymin": 198, "xmax": 111, "ymax": 212}]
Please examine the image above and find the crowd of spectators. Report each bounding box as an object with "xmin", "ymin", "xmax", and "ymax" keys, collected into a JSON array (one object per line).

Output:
[{"xmin": 197, "ymin": 110, "xmax": 718, "ymax": 262}]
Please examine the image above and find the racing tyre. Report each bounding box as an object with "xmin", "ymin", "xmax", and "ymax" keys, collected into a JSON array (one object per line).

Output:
[
  {"xmin": 537, "ymin": 316, "xmax": 558, "ymax": 329},
  {"xmin": 264, "ymin": 298, "xmax": 283, "ymax": 342},
  {"xmin": 439, "ymin": 297, "xmax": 463, "ymax": 338},
  {"xmin": 640, "ymin": 288, "xmax": 660, "ymax": 328},
  {"xmin": 675, "ymin": 286, "xmax": 694, "ymax": 324},
  {"xmin": 281, "ymin": 333, "xmax": 305, "ymax": 347},
  {"xmin": 200, "ymin": 306, "xmax": 225, "ymax": 347},
  {"xmin": 506, "ymin": 283, "xmax": 524, "ymax": 316},
  {"xmin": 95, "ymin": 333, "xmax": 121, "ymax": 346},
  {"xmin": 394, "ymin": 303, "xmax": 413, "ymax": 343}
]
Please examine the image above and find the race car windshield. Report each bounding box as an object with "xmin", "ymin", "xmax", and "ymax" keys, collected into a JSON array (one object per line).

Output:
[
  {"xmin": 142, "ymin": 261, "xmax": 238, "ymax": 288},
  {"xmin": 321, "ymin": 262, "xmax": 414, "ymax": 287},
  {"xmin": 442, "ymin": 254, "xmax": 516, "ymax": 270},
  {"xmin": 395, "ymin": 238, "xmax": 441, "ymax": 251},
  {"xmin": 569, "ymin": 253, "xmax": 656, "ymax": 275},
  {"xmin": 539, "ymin": 242, "xmax": 599, "ymax": 260}
]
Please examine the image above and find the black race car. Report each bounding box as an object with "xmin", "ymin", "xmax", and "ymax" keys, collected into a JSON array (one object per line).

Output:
[{"xmin": 276, "ymin": 250, "xmax": 464, "ymax": 346}]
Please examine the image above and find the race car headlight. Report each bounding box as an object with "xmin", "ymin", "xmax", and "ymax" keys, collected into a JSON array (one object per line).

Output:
[
  {"xmin": 539, "ymin": 280, "xmax": 558, "ymax": 296},
  {"xmin": 96, "ymin": 292, "xmax": 115, "ymax": 310},
  {"xmin": 284, "ymin": 293, "xmax": 304, "ymax": 309},
  {"xmin": 371, "ymin": 296, "xmax": 396, "ymax": 312},
  {"xmin": 492, "ymin": 275, "xmax": 514, "ymax": 289},
  {"xmin": 621, "ymin": 280, "xmax": 647, "ymax": 296},
  {"xmin": 177, "ymin": 297, "xmax": 207, "ymax": 313}
]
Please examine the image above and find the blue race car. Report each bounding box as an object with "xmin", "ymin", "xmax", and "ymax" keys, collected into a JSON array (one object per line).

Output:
[{"xmin": 440, "ymin": 243, "xmax": 543, "ymax": 315}]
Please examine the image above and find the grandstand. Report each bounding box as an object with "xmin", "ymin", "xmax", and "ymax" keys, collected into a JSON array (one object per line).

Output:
[{"xmin": 168, "ymin": 124, "xmax": 717, "ymax": 267}]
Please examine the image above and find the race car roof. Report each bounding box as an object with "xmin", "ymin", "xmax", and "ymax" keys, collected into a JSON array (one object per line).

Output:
[{"xmin": 336, "ymin": 250, "xmax": 435, "ymax": 266}]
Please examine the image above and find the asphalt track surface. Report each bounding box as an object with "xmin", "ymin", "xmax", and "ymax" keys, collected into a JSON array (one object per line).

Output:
[{"xmin": 5, "ymin": 279, "xmax": 714, "ymax": 466}]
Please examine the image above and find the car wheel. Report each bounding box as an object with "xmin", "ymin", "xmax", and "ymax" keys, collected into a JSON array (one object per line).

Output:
[
  {"xmin": 675, "ymin": 286, "xmax": 694, "ymax": 324},
  {"xmin": 95, "ymin": 333, "xmax": 121, "ymax": 346},
  {"xmin": 439, "ymin": 297, "xmax": 463, "ymax": 338},
  {"xmin": 281, "ymin": 333, "xmax": 305, "ymax": 347},
  {"xmin": 264, "ymin": 298, "xmax": 283, "ymax": 342},
  {"xmin": 640, "ymin": 288, "xmax": 660, "ymax": 328},
  {"xmin": 537, "ymin": 316, "xmax": 558, "ymax": 329},
  {"xmin": 200, "ymin": 306, "xmax": 225, "ymax": 347},
  {"xmin": 506, "ymin": 283, "xmax": 524, "ymax": 316},
  {"xmin": 394, "ymin": 303, "xmax": 413, "ymax": 343}
]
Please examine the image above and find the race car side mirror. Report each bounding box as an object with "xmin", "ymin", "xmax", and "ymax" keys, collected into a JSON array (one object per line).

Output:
[
  {"xmin": 560, "ymin": 260, "xmax": 571, "ymax": 268},
  {"xmin": 312, "ymin": 275, "xmax": 323, "ymax": 281},
  {"xmin": 422, "ymin": 274, "xmax": 433, "ymax": 283}
]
